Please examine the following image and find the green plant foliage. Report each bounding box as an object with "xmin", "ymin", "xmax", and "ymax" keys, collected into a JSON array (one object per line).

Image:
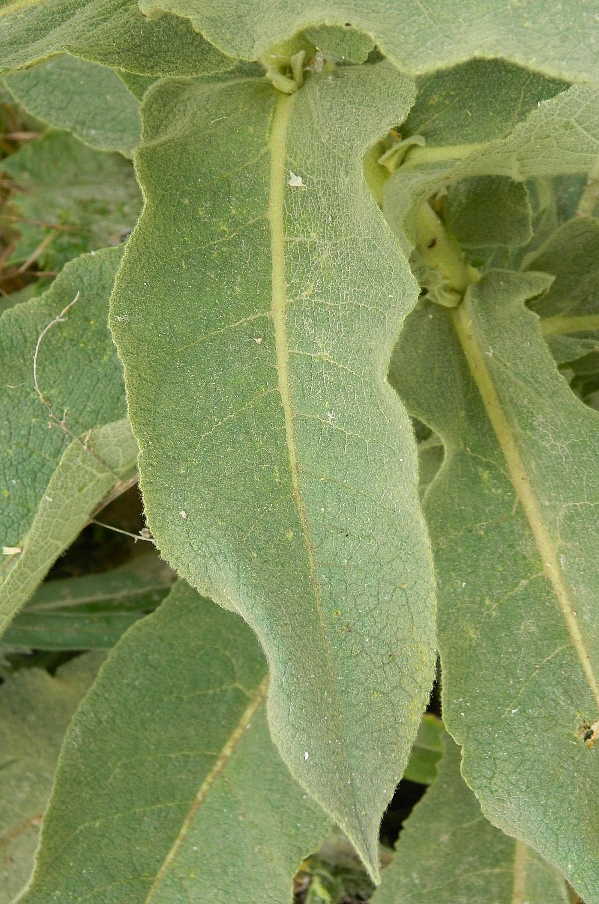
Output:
[
  {"xmin": 402, "ymin": 713, "xmax": 443, "ymax": 785},
  {"xmin": 135, "ymin": 0, "xmax": 599, "ymax": 85},
  {"xmin": 389, "ymin": 269, "xmax": 599, "ymax": 900},
  {"xmin": 0, "ymin": 248, "xmax": 136, "ymax": 633},
  {"xmin": 19, "ymin": 580, "xmax": 331, "ymax": 904},
  {"xmin": 1, "ymin": 131, "xmax": 141, "ymax": 272},
  {"xmin": 373, "ymin": 731, "xmax": 571, "ymax": 903},
  {"xmin": 4, "ymin": 55, "xmax": 141, "ymax": 156},
  {"xmin": 0, "ymin": 0, "xmax": 233, "ymax": 76},
  {"xmin": 110, "ymin": 60, "xmax": 436, "ymax": 877},
  {"xmin": 2, "ymin": 4, "xmax": 599, "ymax": 901},
  {"xmin": 0, "ymin": 651, "xmax": 104, "ymax": 904},
  {"xmin": 2, "ymin": 549, "xmax": 173, "ymax": 651}
]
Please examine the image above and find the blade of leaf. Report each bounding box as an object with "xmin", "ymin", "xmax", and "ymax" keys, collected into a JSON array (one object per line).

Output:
[
  {"xmin": 136, "ymin": 0, "xmax": 599, "ymax": 85},
  {"xmin": 0, "ymin": 246, "xmax": 137, "ymax": 630},
  {"xmin": 4, "ymin": 55, "xmax": 142, "ymax": 156},
  {"xmin": 0, "ymin": 651, "xmax": 104, "ymax": 904},
  {"xmin": 18, "ymin": 581, "xmax": 331, "ymax": 904},
  {"xmin": 0, "ymin": 0, "xmax": 233, "ymax": 76},
  {"xmin": 384, "ymin": 85, "xmax": 599, "ymax": 257},
  {"xmin": 2, "ymin": 552, "xmax": 173, "ymax": 650},
  {"xmin": 403, "ymin": 59, "xmax": 569, "ymax": 149},
  {"xmin": 1, "ymin": 131, "xmax": 141, "ymax": 271},
  {"xmin": 372, "ymin": 731, "xmax": 572, "ymax": 904},
  {"xmin": 0, "ymin": 417, "xmax": 139, "ymax": 635},
  {"xmin": 389, "ymin": 272, "xmax": 599, "ymax": 903},
  {"xmin": 110, "ymin": 62, "xmax": 436, "ymax": 877},
  {"xmin": 402, "ymin": 713, "xmax": 443, "ymax": 786}
]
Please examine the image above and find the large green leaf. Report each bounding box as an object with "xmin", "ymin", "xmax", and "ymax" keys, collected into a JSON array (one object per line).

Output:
[
  {"xmin": 19, "ymin": 581, "xmax": 331, "ymax": 904},
  {"xmin": 0, "ymin": 651, "xmax": 104, "ymax": 904},
  {"xmin": 0, "ymin": 0, "xmax": 233, "ymax": 76},
  {"xmin": 0, "ymin": 248, "xmax": 136, "ymax": 631},
  {"xmin": 110, "ymin": 62, "xmax": 436, "ymax": 876},
  {"xmin": 372, "ymin": 732, "xmax": 571, "ymax": 904},
  {"xmin": 389, "ymin": 271, "xmax": 599, "ymax": 902},
  {"xmin": 3, "ymin": 553, "xmax": 174, "ymax": 650},
  {"xmin": 4, "ymin": 55, "xmax": 141, "ymax": 156},
  {"xmin": 1, "ymin": 131, "xmax": 141, "ymax": 272},
  {"xmin": 138, "ymin": 0, "xmax": 599, "ymax": 85}
]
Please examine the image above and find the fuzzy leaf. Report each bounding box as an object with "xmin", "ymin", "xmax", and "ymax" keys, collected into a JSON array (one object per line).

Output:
[
  {"xmin": 0, "ymin": 0, "xmax": 233, "ymax": 76},
  {"xmin": 0, "ymin": 652, "xmax": 104, "ymax": 904},
  {"xmin": 4, "ymin": 55, "xmax": 141, "ymax": 156},
  {"xmin": 390, "ymin": 271, "xmax": 599, "ymax": 903},
  {"xmin": 0, "ymin": 248, "xmax": 135, "ymax": 631},
  {"xmin": 444, "ymin": 176, "xmax": 532, "ymax": 248},
  {"xmin": 3, "ymin": 553, "xmax": 173, "ymax": 650},
  {"xmin": 384, "ymin": 84, "xmax": 599, "ymax": 254},
  {"xmin": 402, "ymin": 59, "xmax": 569, "ymax": 148},
  {"xmin": 372, "ymin": 732, "xmax": 571, "ymax": 904},
  {"xmin": 19, "ymin": 581, "xmax": 331, "ymax": 904},
  {"xmin": 110, "ymin": 63, "xmax": 436, "ymax": 877},
  {"xmin": 0, "ymin": 418, "xmax": 138, "ymax": 635},
  {"xmin": 402, "ymin": 714, "xmax": 443, "ymax": 785},
  {"xmin": 2, "ymin": 131, "xmax": 141, "ymax": 271},
  {"xmin": 137, "ymin": 0, "xmax": 599, "ymax": 86}
]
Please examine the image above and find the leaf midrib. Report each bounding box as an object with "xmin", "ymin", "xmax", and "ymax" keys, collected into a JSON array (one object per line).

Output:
[
  {"xmin": 451, "ymin": 299, "xmax": 599, "ymax": 709},
  {"xmin": 144, "ymin": 675, "xmax": 269, "ymax": 903},
  {"xmin": 267, "ymin": 90, "xmax": 366, "ymax": 856}
]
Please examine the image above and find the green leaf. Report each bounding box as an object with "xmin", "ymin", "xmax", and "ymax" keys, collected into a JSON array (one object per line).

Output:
[
  {"xmin": 403, "ymin": 59, "xmax": 569, "ymax": 149},
  {"xmin": 402, "ymin": 713, "xmax": 443, "ymax": 785},
  {"xmin": 389, "ymin": 271, "xmax": 599, "ymax": 902},
  {"xmin": 0, "ymin": 651, "xmax": 104, "ymax": 904},
  {"xmin": 444, "ymin": 176, "xmax": 532, "ymax": 248},
  {"xmin": 3, "ymin": 553, "xmax": 174, "ymax": 650},
  {"xmin": 136, "ymin": 0, "xmax": 599, "ymax": 85},
  {"xmin": 4, "ymin": 55, "xmax": 141, "ymax": 156},
  {"xmin": 0, "ymin": 0, "xmax": 233, "ymax": 76},
  {"xmin": 0, "ymin": 247, "xmax": 135, "ymax": 631},
  {"xmin": 116, "ymin": 71, "xmax": 159, "ymax": 102},
  {"xmin": 110, "ymin": 62, "xmax": 436, "ymax": 877},
  {"xmin": 372, "ymin": 732, "xmax": 571, "ymax": 904},
  {"xmin": 0, "ymin": 418, "xmax": 138, "ymax": 635},
  {"xmin": 523, "ymin": 217, "xmax": 599, "ymax": 369},
  {"xmin": 1, "ymin": 131, "xmax": 141, "ymax": 271},
  {"xmin": 19, "ymin": 581, "xmax": 331, "ymax": 904},
  {"xmin": 383, "ymin": 85, "xmax": 599, "ymax": 255}
]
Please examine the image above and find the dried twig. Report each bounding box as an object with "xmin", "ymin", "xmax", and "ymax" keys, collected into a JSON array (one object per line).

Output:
[{"xmin": 91, "ymin": 518, "xmax": 156, "ymax": 544}]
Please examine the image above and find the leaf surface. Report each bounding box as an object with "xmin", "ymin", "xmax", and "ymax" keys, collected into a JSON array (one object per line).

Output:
[
  {"xmin": 0, "ymin": 247, "xmax": 135, "ymax": 631},
  {"xmin": 2, "ymin": 131, "xmax": 141, "ymax": 271},
  {"xmin": 3, "ymin": 554, "xmax": 174, "ymax": 650},
  {"xmin": 372, "ymin": 732, "xmax": 571, "ymax": 904},
  {"xmin": 0, "ymin": 418, "xmax": 138, "ymax": 635},
  {"xmin": 19, "ymin": 581, "xmax": 331, "ymax": 904},
  {"xmin": 384, "ymin": 85, "xmax": 599, "ymax": 253},
  {"xmin": 0, "ymin": 652, "xmax": 104, "ymax": 904},
  {"xmin": 0, "ymin": 0, "xmax": 233, "ymax": 76},
  {"xmin": 402, "ymin": 713, "xmax": 442, "ymax": 785},
  {"xmin": 390, "ymin": 271, "xmax": 599, "ymax": 902},
  {"xmin": 110, "ymin": 63, "xmax": 436, "ymax": 875},
  {"xmin": 138, "ymin": 0, "xmax": 599, "ymax": 85},
  {"xmin": 4, "ymin": 55, "xmax": 141, "ymax": 156}
]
